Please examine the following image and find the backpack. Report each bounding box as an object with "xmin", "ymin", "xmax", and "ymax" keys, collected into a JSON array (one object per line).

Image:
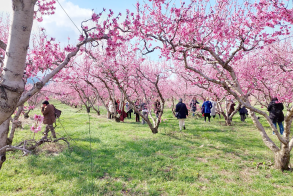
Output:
[{"xmin": 53, "ymin": 105, "xmax": 62, "ymax": 118}]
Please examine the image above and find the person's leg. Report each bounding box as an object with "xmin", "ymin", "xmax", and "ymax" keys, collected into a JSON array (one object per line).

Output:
[
  {"xmin": 208, "ymin": 113, "xmax": 211, "ymax": 122},
  {"xmin": 129, "ymin": 112, "xmax": 131, "ymax": 119},
  {"xmin": 43, "ymin": 124, "xmax": 50, "ymax": 138},
  {"xmin": 142, "ymin": 112, "xmax": 146, "ymax": 124},
  {"xmin": 48, "ymin": 124, "xmax": 56, "ymax": 138},
  {"xmin": 278, "ymin": 122, "xmax": 284, "ymax": 135},
  {"xmin": 183, "ymin": 119, "xmax": 185, "ymax": 130},
  {"xmin": 273, "ymin": 122, "xmax": 277, "ymax": 134},
  {"xmin": 204, "ymin": 113, "xmax": 207, "ymax": 122},
  {"xmin": 136, "ymin": 113, "xmax": 139, "ymax": 122},
  {"xmin": 179, "ymin": 119, "xmax": 183, "ymax": 131}
]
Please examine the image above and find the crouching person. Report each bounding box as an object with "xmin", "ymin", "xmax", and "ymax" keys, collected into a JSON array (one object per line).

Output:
[{"xmin": 41, "ymin": 101, "xmax": 56, "ymax": 139}]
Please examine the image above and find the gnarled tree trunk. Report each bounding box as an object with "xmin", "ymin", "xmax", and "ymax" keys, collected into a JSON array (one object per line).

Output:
[
  {"xmin": 0, "ymin": 0, "xmax": 36, "ymax": 168},
  {"xmin": 0, "ymin": 0, "xmax": 36, "ymax": 125},
  {"xmin": 274, "ymin": 145, "xmax": 290, "ymax": 170}
]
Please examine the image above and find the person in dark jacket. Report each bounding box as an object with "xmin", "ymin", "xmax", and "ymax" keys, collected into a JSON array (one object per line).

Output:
[
  {"xmin": 268, "ymin": 97, "xmax": 284, "ymax": 135},
  {"xmin": 239, "ymin": 105, "xmax": 248, "ymax": 122},
  {"xmin": 190, "ymin": 97, "xmax": 200, "ymax": 116},
  {"xmin": 154, "ymin": 99, "xmax": 161, "ymax": 118},
  {"xmin": 175, "ymin": 98, "xmax": 188, "ymax": 131},
  {"xmin": 41, "ymin": 100, "xmax": 56, "ymax": 138},
  {"xmin": 202, "ymin": 98, "xmax": 213, "ymax": 122},
  {"xmin": 134, "ymin": 99, "xmax": 141, "ymax": 122}
]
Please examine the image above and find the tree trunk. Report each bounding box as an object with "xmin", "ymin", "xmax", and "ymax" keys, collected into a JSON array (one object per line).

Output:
[
  {"xmin": 0, "ymin": 0, "xmax": 36, "ymax": 124},
  {"xmin": 0, "ymin": 119, "xmax": 11, "ymax": 169},
  {"xmin": 274, "ymin": 146, "xmax": 290, "ymax": 170},
  {"xmin": 151, "ymin": 127, "xmax": 158, "ymax": 134}
]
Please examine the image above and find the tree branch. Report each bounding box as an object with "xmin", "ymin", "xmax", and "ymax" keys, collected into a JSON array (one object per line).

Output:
[{"xmin": 0, "ymin": 40, "xmax": 6, "ymax": 51}]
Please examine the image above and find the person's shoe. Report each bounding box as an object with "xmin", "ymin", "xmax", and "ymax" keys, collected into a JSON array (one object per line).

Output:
[{"xmin": 183, "ymin": 125, "xmax": 186, "ymax": 130}]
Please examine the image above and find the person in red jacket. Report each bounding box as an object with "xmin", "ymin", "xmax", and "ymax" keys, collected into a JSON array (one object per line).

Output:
[{"xmin": 41, "ymin": 101, "xmax": 56, "ymax": 138}]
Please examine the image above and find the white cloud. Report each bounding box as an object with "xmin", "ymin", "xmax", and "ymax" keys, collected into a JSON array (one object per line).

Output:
[
  {"xmin": 37, "ymin": 0, "xmax": 92, "ymax": 45},
  {"xmin": 0, "ymin": 0, "xmax": 92, "ymax": 46}
]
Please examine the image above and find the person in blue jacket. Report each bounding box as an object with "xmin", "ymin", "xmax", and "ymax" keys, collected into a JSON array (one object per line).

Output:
[
  {"xmin": 175, "ymin": 98, "xmax": 188, "ymax": 131},
  {"xmin": 202, "ymin": 97, "xmax": 213, "ymax": 122}
]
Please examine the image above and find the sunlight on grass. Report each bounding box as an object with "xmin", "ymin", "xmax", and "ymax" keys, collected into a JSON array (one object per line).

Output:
[{"xmin": 0, "ymin": 101, "xmax": 292, "ymax": 195}]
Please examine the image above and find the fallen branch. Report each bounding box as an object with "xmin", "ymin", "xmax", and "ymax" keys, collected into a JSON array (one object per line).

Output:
[
  {"xmin": 0, "ymin": 145, "xmax": 32, "ymax": 155},
  {"xmin": 8, "ymin": 137, "xmax": 71, "ymax": 153}
]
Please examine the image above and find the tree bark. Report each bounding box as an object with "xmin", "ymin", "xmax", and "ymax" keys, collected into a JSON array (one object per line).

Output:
[
  {"xmin": 274, "ymin": 146, "xmax": 290, "ymax": 170},
  {"xmin": 0, "ymin": 0, "xmax": 36, "ymax": 124},
  {"xmin": 0, "ymin": 119, "xmax": 11, "ymax": 169}
]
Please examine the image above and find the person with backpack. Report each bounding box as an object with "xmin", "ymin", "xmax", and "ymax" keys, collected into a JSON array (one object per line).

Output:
[
  {"xmin": 202, "ymin": 97, "xmax": 213, "ymax": 122},
  {"xmin": 41, "ymin": 100, "xmax": 57, "ymax": 139},
  {"xmin": 175, "ymin": 98, "xmax": 188, "ymax": 131},
  {"xmin": 268, "ymin": 97, "xmax": 284, "ymax": 135},
  {"xmin": 239, "ymin": 105, "xmax": 248, "ymax": 122}
]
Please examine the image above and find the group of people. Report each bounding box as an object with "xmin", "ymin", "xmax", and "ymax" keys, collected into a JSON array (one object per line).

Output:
[
  {"xmin": 107, "ymin": 98, "xmax": 162, "ymax": 124},
  {"xmin": 175, "ymin": 97, "xmax": 285, "ymax": 136},
  {"xmin": 39, "ymin": 96, "xmax": 285, "ymax": 139},
  {"xmin": 175, "ymin": 97, "xmax": 220, "ymax": 131}
]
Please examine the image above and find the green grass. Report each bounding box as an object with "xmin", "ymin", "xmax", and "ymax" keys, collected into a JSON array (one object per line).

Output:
[{"xmin": 0, "ymin": 101, "xmax": 293, "ymax": 195}]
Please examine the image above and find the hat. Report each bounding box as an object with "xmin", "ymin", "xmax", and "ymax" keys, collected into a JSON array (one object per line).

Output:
[{"xmin": 42, "ymin": 100, "xmax": 49, "ymax": 105}]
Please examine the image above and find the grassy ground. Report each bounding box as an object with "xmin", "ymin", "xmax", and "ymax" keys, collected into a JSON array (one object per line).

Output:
[{"xmin": 0, "ymin": 101, "xmax": 293, "ymax": 196}]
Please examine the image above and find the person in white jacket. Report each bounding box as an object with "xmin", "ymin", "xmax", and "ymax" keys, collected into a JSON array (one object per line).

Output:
[
  {"xmin": 108, "ymin": 100, "xmax": 114, "ymax": 119},
  {"xmin": 210, "ymin": 98, "xmax": 217, "ymax": 118}
]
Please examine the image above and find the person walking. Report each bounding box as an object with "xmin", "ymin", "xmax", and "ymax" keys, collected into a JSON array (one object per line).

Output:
[
  {"xmin": 210, "ymin": 98, "xmax": 217, "ymax": 118},
  {"xmin": 125, "ymin": 102, "xmax": 133, "ymax": 119},
  {"xmin": 135, "ymin": 99, "xmax": 141, "ymax": 122},
  {"xmin": 154, "ymin": 99, "xmax": 161, "ymax": 118},
  {"xmin": 41, "ymin": 100, "xmax": 56, "ymax": 139},
  {"xmin": 239, "ymin": 105, "xmax": 248, "ymax": 122},
  {"xmin": 190, "ymin": 97, "xmax": 200, "ymax": 116},
  {"xmin": 202, "ymin": 98, "xmax": 212, "ymax": 122},
  {"xmin": 108, "ymin": 100, "xmax": 114, "ymax": 119},
  {"xmin": 175, "ymin": 98, "xmax": 188, "ymax": 131},
  {"xmin": 268, "ymin": 97, "xmax": 284, "ymax": 135}
]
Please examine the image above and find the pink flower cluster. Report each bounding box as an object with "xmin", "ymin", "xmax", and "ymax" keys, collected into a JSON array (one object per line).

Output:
[
  {"xmin": 34, "ymin": 114, "xmax": 44, "ymax": 122},
  {"xmin": 31, "ymin": 124, "xmax": 42, "ymax": 133}
]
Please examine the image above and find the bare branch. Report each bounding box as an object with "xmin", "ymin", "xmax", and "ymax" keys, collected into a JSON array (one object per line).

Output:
[{"xmin": 0, "ymin": 40, "xmax": 6, "ymax": 51}]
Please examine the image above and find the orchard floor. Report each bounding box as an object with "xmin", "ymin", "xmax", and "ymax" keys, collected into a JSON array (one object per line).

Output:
[{"xmin": 1, "ymin": 101, "xmax": 293, "ymax": 196}]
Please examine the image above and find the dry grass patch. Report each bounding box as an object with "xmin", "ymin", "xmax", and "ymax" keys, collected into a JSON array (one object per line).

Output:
[{"xmin": 36, "ymin": 142, "xmax": 66, "ymax": 155}]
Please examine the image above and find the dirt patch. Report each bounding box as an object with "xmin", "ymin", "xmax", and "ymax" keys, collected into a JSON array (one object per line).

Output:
[
  {"xmin": 197, "ymin": 157, "xmax": 208, "ymax": 163},
  {"xmin": 36, "ymin": 142, "xmax": 66, "ymax": 155},
  {"xmin": 239, "ymin": 168, "xmax": 254, "ymax": 183}
]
